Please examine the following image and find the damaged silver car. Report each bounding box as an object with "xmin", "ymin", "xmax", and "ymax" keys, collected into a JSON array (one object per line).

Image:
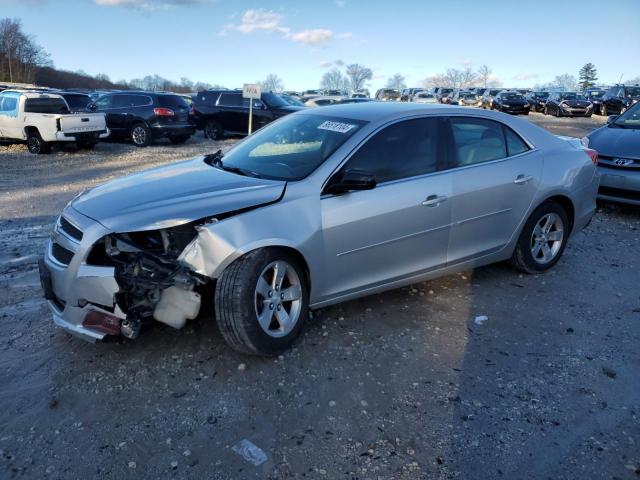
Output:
[{"xmin": 40, "ymin": 103, "xmax": 599, "ymax": 355}]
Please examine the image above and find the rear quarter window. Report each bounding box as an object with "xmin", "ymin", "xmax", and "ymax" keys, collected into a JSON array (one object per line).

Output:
[
  {"xmin": 157, "ymin": 95, "xmax": 190, "ymax": 109},
  {"xmin": 24, "ymin": 97, "xmax": 69, "ymax": 114}
]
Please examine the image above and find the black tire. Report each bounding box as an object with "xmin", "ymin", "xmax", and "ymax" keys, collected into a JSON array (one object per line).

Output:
[
  {"xmin": 26, "ymin": 131, "xmax": 50, "ymax": 154},
  {"xmin": 543, "ymin": 106, "xmax": 549, "ymax": 115},
  {"xmin": 169, "ymin": 135, "xmax": 190, "ymax": 145},
  {"xmin": 600, "ymin": 104, "xmax": 607, "ymax": 116},
  {"xmin": 510, "ymin": 201, "xmax": 569, "ymax": 274},
  {"xmin": 586, "ymin": 113, "xmax": 592, "ymax": 118},
  {"xmin": 130, "ymin": 123, "xmax": 151, "ymax": 147},
  {"xmin": 204, "ymin": 119, "xmax": 223, "ymax": 140},
  {"xmin": 215, "ymin": 248, "xmax": 309, "ymax": 356}
]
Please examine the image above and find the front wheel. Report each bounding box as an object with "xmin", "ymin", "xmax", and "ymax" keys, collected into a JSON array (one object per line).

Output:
[
  {"xmin": 511, "ymin": 202, "xmax": 569, "ymax": 274},
  {"xmin": 27, "ymin": 131, "xmax": 51, "ymax": 154},
  {"xmin": 204, "ymin": 119, "xmax": 223, "ymax": 140},
  {"xmin": 215, "ymin": 249, "xmax": 309, "ymax": 356}
]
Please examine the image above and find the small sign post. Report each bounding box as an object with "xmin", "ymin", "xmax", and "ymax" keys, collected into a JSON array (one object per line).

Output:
[{"xmin": 243, "ymin": 83, "xmax": 261, "ymax": 135}]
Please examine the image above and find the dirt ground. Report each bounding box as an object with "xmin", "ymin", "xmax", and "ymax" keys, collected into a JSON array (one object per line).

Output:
[{"xmin": 1, "ymin": 112, "xmax": 638, "ymax": 480}]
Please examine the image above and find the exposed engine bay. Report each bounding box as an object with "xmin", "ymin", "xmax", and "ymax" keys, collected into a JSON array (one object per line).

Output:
[{"xmin": 88, "ymin": 224, "xmax": 208, "ymax": 339}]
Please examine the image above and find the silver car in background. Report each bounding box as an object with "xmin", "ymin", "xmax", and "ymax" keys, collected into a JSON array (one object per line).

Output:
[{"xmin": 40, "ymin": 103, "xmax": 599, "ymax": 355}]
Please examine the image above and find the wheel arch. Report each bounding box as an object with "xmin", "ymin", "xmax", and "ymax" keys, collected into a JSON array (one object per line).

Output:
[
  {"xmin": 24, "ymin": 125, "xmax": 41, "ymax": 137},
  {"xmin": 538, "ymin": 194, "xmax": 575, "ymax": 234}
]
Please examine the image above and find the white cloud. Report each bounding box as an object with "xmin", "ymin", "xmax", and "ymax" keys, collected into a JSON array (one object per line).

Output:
[
  {"xmin": 223, "ymin": 10, "xmax": 343, "ymax": 47},
  {"xmin": 286, "ymin": 29, "xmax": 333, "ymax": 46},
  {"xmin": 223, "ymin": 9, "xmax": 290, "ymax": 35},
  {"xmin": 94, "ymin": 0, "xmax": 206, "ymax": 9},
  {"xmin": 319, "ymin": 60, "xmax": 333, "ymax": 68}
]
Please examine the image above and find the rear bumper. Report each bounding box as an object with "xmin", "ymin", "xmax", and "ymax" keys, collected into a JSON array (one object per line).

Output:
[
  {"xmin": 597, "ymin": 166, "xmax": 640, "ymax": 205},
  {"xmin": 149, "ymin": 123, "xmax": 195, "ymax": 138},
  {"xmin": 55, "ymin": 129, "xmax": 110, "ymax": 142}
]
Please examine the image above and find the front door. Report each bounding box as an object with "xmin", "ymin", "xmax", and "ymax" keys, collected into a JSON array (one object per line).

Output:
[{"xmin": 318, "ymin": 117, "xmax": 452, "ymax": 301}]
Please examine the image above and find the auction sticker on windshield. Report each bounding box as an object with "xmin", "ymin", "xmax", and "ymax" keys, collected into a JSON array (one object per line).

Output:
[{"xmin": 318, "ymin": 121, "xmax": 356, "ymax": 134}]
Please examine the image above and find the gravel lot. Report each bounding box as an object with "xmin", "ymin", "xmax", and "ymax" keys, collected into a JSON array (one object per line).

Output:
[{"xmin": 1, "ymin": 112, "xmax": 638, "ymax": 480}]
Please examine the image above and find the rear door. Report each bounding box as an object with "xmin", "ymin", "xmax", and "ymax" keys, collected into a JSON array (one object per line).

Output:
[
  {"xmin": 444, "ymin": 116, "xmax": 542, "ymax": 264},
  {"xmin": 319, "ymin": 117, "xmax": 452, "ymax": 300}
]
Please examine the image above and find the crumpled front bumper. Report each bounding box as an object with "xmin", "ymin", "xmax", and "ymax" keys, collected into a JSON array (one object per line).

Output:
[{"xmin": 41, "ymin": 206, "xmax": 125, "ymax": 342}]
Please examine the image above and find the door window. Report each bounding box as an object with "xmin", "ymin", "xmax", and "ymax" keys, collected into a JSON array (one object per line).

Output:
[
  {"xmin": 450, "ymin": 117, "xmax": 507, "ymax": 166},
  {"xmin": 218, "ymin": 93, "xmax": 243, "ymax": 107},
  {"xmin": 341, "ymin": 117, "xmax": 442, "ymax": 183},
  {"xmin": 94, "ymin": 95, "xmax": 112, "ymax": 109}
]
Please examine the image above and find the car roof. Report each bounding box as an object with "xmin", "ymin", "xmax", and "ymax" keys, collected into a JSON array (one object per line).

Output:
[{"xmin": 0, "ymin": 90, "xmax": 64, "ymax": 98}]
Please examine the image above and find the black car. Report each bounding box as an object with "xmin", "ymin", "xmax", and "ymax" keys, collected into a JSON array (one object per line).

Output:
[
  {"xmin": 599, "ymin": 84, "xmax": 640, "ymax": 116},
  {"xmin": 525, "ymin": 91, "xmax": 549, "ymax": 112},
  {"xmin": 582, "ymin": 88, "xmax": 607, "ymax": 115},
  {"xmin": 191, "ymin": 90, "xmax": 304, "ymax": 140},
  {"xmin": 491, "ymin": 91, "xmax": 530, "ymax": 115},
  {"xmin": 544, "ymin": 92, "xmax": 593, "ymax": 117},
  {"xmin": 89, "ymin": 92, "xmax": 195, "ymax": 147}
]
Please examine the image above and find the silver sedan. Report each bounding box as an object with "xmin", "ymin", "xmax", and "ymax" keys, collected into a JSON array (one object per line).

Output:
[{"xmin": 40, "ymin": 103, "xmax": 600, "ymax": 355}]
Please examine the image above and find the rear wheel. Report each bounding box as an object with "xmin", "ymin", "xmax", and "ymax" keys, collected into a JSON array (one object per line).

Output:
[
  {"xmin": 27, "ymin": 131, "xmax": 50, "ymax": 154},
  {"xmin": 204, "ymin": 119, "xmax": 223, "ymax": 140},
  {"xmin": 130, "ymin": 123, "xmax": 151, "ymax": 147},
  {"xmin": 215, "ymin": 248, "xmax": 309, "ymax": 356},
  {"xmin": 511, "ymin": 201, "xmax": 569, "ymax": 274}
]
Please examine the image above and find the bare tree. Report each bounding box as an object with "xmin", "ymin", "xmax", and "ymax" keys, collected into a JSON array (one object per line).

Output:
[
  {"xmin": 260, "ymin": 73, "xmax": 284, "ymax": 92},
  {"xmin": 346, "ymin": 64, "xmax": 372, "ymax": 92},
  {"xmin": 0, "ymin": 18, "xmax": 49, "ymax": 83},
  {"xmin": 386, "ymin": 73, "xmax": 406, "ymax": 90},
  {"xmin": 321, "ymin": 68, "xmax": 349, "ymax": 91},
  {"xmin": 477, "ymin": 65, "xmax": 491, "ymax": 88}
]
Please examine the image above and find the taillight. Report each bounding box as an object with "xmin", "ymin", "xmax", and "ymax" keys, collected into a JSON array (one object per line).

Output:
[
  {"xmin": 585, "ymin": 148, "xmax": 598, "ymax": 165},
  {"xmin": 153, "ymin": 107, "xmax": 174, "ymax": 117}
]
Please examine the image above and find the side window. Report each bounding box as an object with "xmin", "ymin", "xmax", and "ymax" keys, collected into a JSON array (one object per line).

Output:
[
  {"xmin": 111, "ymin": 95, "xmax": 131, "ymax": 108},
  {"xmin": 218, "ymin": 93, "xmax": 242, "ymax": 107},
  {"xmin": 504, "ymin": 126, "xmax": 529, "ymax": 156},
  {"xmin": 342, "ymin": 117, "xmax": 441, "ymax": 184},
  {"xmin": 450, "ymin": 117, "xmax": 507, "ymax": 167},
  {"xmin": 94, "ymin": 95, "xmax": 112, "ymax": 109},
  {"xmin": 130, "ymin": 95, "xmax": 151, "ymax": 107}
]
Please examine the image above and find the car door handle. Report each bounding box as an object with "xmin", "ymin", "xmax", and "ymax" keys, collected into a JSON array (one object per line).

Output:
[
  {"xmin": 422, "ymin": 195, "xmax": 448, "ymax": 207},
  {"xmin": 514, "ymin": 174, "xmax": 533, "ymax": 185}
]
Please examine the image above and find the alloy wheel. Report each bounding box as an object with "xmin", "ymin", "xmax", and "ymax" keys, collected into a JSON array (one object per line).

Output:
[
  {"xmin": 132, "ymin": 126, "xmax": 147, "ymax": 145},
  {"xmin": 530, "ymin": 213, "xmax": 564, "ymax": 264},
  {"xmin": 254, "ymin": 261, "xmax": 303, "ymax": 338},
  {"xmin": 28, "ymin": 136, "xmax": 41, "ymax": 154}
]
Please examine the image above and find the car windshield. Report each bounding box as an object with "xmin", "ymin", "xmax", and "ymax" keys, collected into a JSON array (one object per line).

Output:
[
  {"xmin": 588, "ymin": 90, "xmax": 605, "ymax": 97},
  {"xmin": 625, "ymin": 87, "xmax": 640, "ymax": 97},
  {"xmin": 560, "ymin": 93, "xmax": 584, "ymax": 100},
  {"xmin": 418, "ymin": 93, "xmax": 434, "ymax": 98},
  {"xmin": 262, "ymin": 92, "xmax": 289, "ymax": 108},
  {"xmin": 504, "ymin": 93, "xmax": 524, "ymax": 100},
  {"xmin": 489, "ymin": 90, "xmax": 501, "ymax": 96},
  {"xmin": 613, "ymin": 101, "xmax": 640, "ymax": 129},
  {"xmin": 215, "ymin": 114, "xmax": 367, "ymax": 181}
]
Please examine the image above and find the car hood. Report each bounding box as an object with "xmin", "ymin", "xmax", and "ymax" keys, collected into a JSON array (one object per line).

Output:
[
  {"xmin": 71, "ymin": 157, "xmax": 286, "ymax": 232},
  {"xmin": 272, "ymin": 105, "xmax": 305, "ymax": 116},
  {"xmin": 503, "ymin": 100, "xmax": 528, "ymax": 106},
  {"xmin": 561, "ymin": 100, "xmax": 591, "ymax": 108},
  {"xmin": 587, "ymin": 125, "xmax": 640, "ymax": 160}
]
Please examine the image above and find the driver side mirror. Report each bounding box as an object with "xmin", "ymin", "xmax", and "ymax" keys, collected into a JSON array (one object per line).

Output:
[
  {"xmin": 606, "ymin": 115, "xmax": 618, "ymax": 124},
  {"xmin": 325, "ymin": 169, "xmax": 376, "ymax": 195}
]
